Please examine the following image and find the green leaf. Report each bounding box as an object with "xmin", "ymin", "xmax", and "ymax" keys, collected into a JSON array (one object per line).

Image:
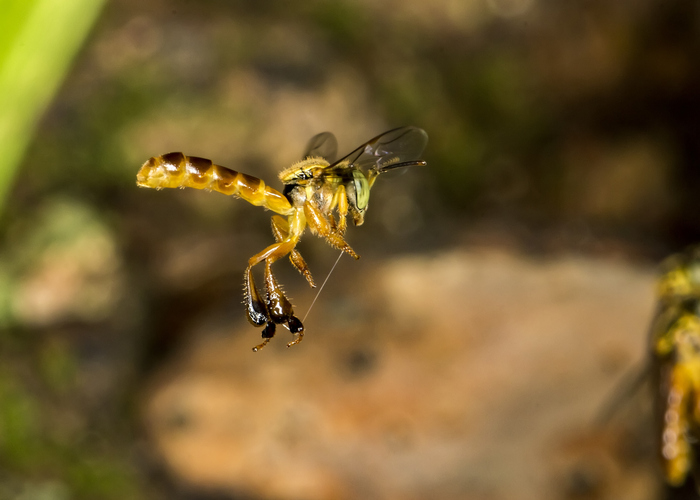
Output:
[{"xmin": 0, "ymin": 0, "xmax": 106, "ymax": 212}]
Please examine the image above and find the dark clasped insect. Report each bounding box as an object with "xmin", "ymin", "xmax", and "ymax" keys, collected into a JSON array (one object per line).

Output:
[
  {"xmin": 651, "ymin": 245, "xmax": 700, "ymax": 489},
  {"xmin": 136, "ymin": 127, "xmax": 428, "ymax": 351}
]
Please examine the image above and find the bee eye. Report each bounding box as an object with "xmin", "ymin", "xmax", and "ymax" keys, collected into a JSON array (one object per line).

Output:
[{"xmin": 351, "ymin": 170, "xmax": 370, "ymax": 211}]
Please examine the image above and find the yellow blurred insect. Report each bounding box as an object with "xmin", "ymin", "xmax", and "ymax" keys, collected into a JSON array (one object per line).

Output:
[
  {"xmin": 136, "ymin": 127, "xmax": 428, "ymax": 351},
  {"xmin": 651, "ymin": 245, "xmax": 700, "ymax": 490}
]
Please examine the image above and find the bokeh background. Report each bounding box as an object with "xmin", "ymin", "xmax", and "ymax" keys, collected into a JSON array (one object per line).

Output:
[{"xmin": 1, "ymin": 0, "xmax": 700, "ymax": 499}]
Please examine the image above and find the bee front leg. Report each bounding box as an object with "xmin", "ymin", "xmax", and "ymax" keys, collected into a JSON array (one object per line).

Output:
[
  {"xmin": 304, "ymin": 201, "xmax": 359, "ymax": 259},
  {"xmin": 333, "ymin": 185, "xmax": 349, "ymax": 235}
]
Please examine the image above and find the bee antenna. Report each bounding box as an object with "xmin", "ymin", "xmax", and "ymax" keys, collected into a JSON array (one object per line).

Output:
[
  {"xmin": 376, "ymin": 160, "xmax": 427, "ymax": 174},
  {"xmin": 302, "ymin": 251, "xmax": 344, "ymax": 323}
]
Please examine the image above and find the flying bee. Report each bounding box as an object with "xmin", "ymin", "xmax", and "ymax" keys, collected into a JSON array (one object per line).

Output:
[
  {"xmin": 650, "ymin": 245, "xmax": 700, "ymax": 490},
  {"xmin": 136, "ymin": 127, "xmax": 428, "ymax": 351}
]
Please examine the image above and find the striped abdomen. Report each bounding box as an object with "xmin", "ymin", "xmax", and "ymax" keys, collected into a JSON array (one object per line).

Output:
[{"xmin": 137, "ymin": 152, "xmax": 293, "ymax": 215}]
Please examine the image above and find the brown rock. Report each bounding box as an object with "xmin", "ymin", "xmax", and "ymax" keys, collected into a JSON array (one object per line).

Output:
[{"xmin": 143, "ymin": 249, "xmax": 660, "ymax": 500}]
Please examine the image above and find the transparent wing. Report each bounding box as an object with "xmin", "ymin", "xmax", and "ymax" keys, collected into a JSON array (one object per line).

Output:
[
  {"xmin": 330, "ymin": 126, "xmax": 428, "ymax": 173},
  {"xmin": 302, "ymin": 132, "xmax": 338, "ymax": 162}
]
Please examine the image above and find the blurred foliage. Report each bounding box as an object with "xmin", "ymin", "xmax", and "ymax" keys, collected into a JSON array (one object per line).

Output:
[{"xmin": 0, "ymin": 0, "xmax": 106, "ymax": 214}]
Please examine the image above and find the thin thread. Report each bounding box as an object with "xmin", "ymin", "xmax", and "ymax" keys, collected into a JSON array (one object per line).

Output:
[{"xmin": 302, "ymin": 251, "xmax": 343, "ymax": 322}]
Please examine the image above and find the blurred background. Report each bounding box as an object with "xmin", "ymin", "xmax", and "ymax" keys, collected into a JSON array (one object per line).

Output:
[{"xmin": 1, "ymin": 0, "xmax": 699, "ymax": 499}]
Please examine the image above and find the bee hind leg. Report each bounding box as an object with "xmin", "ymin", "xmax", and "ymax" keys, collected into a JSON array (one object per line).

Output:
[
  {"xmin": 244, "ymin": 266, "xmax": 279, "ymax": 352},
  {"xmin": 244, "ymin": 266, "xmax": 268, "ymax": 327},
  {"xmin": 247, "ymin": 213, "xmax": 306, "ymax": 349},
  {"xmin": 252, "ymin": 321, "xmax": 276, "ymax": 352},
  {"xmin": 286, "ymin": 319, "xmax": 304, "ymax": 348},
  {"xmin": 245, "ymin": 261, "xmax": 304, "ymax": 351},
  {"xmin": 263, "ymin": 260, "xmax": 305, "ymax": 347}
]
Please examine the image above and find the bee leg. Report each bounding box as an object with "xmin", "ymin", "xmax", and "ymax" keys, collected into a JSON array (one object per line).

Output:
[
  {"xmin": 247, "ymin": 208, "xmax": 306, "ymax": 348},
  {"xmin": 252, "ymin": 321, "xmax": 276, "ymax": 352},
  {"xmin": 304, "ymin": 201, "xmax": 359, "ymax": 260},
  {"xmin": 289, "ymin": 250, "xmax": 315, "ymax": 288},
  {"xmin": 286, "ymin": 315, "xmax": 304, "ymax": 348},
  {"xmin": 244, "ymin": 266, "xmax": 268, "ymax": 327},
  {"xmin": 334, "ymin": 185, "xmax": 349, "ymax": 235},
  {"xmin": 245, "ymin": 266, "xmax": 279, "ymax": 352},
  {"xmin": 263, "ymin": 259, "xmax": 294, "ymax": 323},
  {"xmin": 271, "ymin": 215, "xmax": 315, "ymax": 287},
  {"xmin": 263, "ymin": 260, "xmax": 305, "ymax": 346},
  {"xmin": 286, "ymin": 324, "xmax": 304, "ymax": 348}
]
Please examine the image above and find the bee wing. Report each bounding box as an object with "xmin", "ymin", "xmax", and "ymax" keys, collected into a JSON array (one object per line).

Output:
[
  {"xmin": 330, "ymin": 126, "xmax": 428, "ymax": 173},
  {"xmin": 303, "ymin": 132, "xmax": 338, "ymax": 162}
]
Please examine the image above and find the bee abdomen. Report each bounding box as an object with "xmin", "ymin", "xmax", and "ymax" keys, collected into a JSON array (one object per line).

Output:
[{"xmin": 136, "ymin": 153, "xmax": 293, "ymax": 213}]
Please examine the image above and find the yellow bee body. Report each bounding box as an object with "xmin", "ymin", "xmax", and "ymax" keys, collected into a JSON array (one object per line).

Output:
[
  {"xmin": 652, "ymin": 246, "xmax": 700, "ymax": 487},
  {"xmin": 137, "ymin": 127, "xmax": 428, "ymax": 351}
]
